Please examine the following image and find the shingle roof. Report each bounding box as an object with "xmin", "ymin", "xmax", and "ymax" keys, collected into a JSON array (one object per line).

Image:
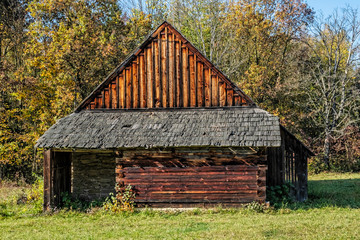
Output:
[{"xmin": 35, "ymin": 107, "xmax": 281, "ymax": 149}]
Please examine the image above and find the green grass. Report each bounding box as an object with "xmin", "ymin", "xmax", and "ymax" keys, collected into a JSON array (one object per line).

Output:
[{"xmin": 1, "ymin": 172, "xmax": 359, "ymax": 240}]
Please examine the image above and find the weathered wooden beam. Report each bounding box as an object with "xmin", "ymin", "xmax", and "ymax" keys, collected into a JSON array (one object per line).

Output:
[{"xmin": 43, "ymin": 149, "xmax": 52, "ymax": 211}]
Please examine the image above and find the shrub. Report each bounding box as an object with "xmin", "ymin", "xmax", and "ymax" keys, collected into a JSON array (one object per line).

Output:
[
  {"xmin": 22, "ymin": 175, "xmax": 43, "ymax": 213},
  {"xmin": 61, "ymin": 192, "xmax": 104, "ymax": 211},
  {"xmin": 244, "ymin": 201, "xmax": 266, "ymax": 213},
  {"xmin": 266, "ymin": 182, "xmax": 295, "ymax": 207},
  {"xmin": 103, "ymin": 183, "xmax": 136, "ymax": 212}
]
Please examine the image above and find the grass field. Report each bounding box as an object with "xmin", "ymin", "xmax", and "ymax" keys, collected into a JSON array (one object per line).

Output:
[{"xmin": 0, "ymin": 172, "xmax": 359, "ymax": 239}]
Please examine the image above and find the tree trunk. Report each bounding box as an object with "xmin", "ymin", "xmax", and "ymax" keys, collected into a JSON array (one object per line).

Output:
[{"xmin": 323, "ymin": 130, "xmax": 331, "ymax": 170}]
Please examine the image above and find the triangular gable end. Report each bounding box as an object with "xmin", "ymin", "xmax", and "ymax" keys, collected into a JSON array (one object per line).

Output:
[{"xmin": 76, "ymin": 21, "xmax": 255, "ymax": 112}]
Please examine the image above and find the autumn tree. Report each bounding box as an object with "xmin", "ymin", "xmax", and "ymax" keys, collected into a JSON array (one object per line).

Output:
[
  {"xmin": 0, "ymin": 0, "xmax": 151, "ymax": 180},
  {"xmin": 0, "ymin": 0, "xmax": 30, "ymax": 179},
  {"xmin": 221, "ymin": 0, "xmax": 313, "ymax": 114},
  {"xmin": 298, "ymin": 8, "xmax": 360, "ymax": 169}
]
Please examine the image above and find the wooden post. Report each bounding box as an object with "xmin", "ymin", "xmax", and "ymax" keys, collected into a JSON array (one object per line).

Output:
[{"xmin": 43, "ymin": 149, "xmax": 52, "ymax": 211}]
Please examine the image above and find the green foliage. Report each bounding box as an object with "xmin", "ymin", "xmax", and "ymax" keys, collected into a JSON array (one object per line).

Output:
[
  {"xmin": 0, "ymin": 0, "xmax": 152, "ymax": 180},
  {"xmin": 266, "ymin": 182, "xmax": 295, "ymax": 207},
  {"xmin": 24, "ymin": 175, "xmax": 43, "ymax": 211},
  {"xmin": 60, "ymin": 192, "xmax": 103, "ymax": 211},
  {"xmin": 0, "ymin": 176, "xmax": 43, "ymax": 217},
  {"xmin": 308, "ymin": 154, "xmax": 329, "ymax": 173},
  {"xmin": 103, "ymin": 183, "xmax": 136, "ymax": 212}
]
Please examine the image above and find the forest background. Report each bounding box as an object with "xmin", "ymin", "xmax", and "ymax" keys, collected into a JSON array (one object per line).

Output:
[{"xmin": 1, "ymin": 0, "xmax": 359, "ymax": 182}]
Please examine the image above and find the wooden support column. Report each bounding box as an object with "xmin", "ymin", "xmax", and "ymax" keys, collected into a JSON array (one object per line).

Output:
[
  {"xmin": 256, "ymin": 165, "xmax": 267, "ymax": 203},
  {"xmin": 43, "ymin": 149, "xmax": 53, "ymax": 211}
]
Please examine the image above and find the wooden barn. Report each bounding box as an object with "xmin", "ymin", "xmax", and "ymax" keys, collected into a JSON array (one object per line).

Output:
[{"xmin": 36, "ymin": 21, "xmax": 313, "ymax": 209}]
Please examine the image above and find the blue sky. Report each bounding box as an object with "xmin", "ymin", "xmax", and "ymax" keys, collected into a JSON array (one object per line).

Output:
[{"xmin": 306, "ymin": 0, "xmax": 360, "ymax": 17}]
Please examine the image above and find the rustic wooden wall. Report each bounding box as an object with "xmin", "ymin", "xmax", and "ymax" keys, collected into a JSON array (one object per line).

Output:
[
  {"xmin": 117, "ymin": 165, "xmax": 266, "ymax": 207},
  {"xmin": 115, "ymin": 147, "xmax": 267, "ymax": 207},
  {"xmin": 266, "ymin": 127, "xmax": 311, "ymax": 202},
  {"xmin": 79, "ymin": 23, "xmax": 252, "ymax": 111},
  {"xmin": 45, "ymin": 147, "xmax": 268, "ymax": 208},
  {"xmin": 72, "ymin": 151, "xmax": 116, "ymax": 201}
]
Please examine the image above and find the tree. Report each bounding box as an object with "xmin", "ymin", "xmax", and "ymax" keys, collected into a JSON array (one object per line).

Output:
[
  {"xmin": 299, "ymin": 8, "xmax": 360, "ymax": 169},
  {"xmin": 0, "ymin": 0, "xmax": 152, "ymax": 180},
  {"xmin": 223, "ymin": 0, "xmax": 313, "ymax": 112},
  {"xmin": 0, "ymin": 0, "xmax": 30, "ymax": 179}
]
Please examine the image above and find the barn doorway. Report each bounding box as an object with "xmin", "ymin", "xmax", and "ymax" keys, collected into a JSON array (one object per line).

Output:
[{"xmin": 53, "ymin": 152, "xmax": 72, "ymax": 206}]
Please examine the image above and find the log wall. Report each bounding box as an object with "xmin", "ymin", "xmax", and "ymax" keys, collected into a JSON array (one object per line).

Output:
[
  {"xmin": 116, "ymin": 147, "xmax": 267, "ymax": 207},
  {"xmin": 46, "ymin": 147, "xmax": 268, "ymax": 206},
  {"xmin": 79, "ymin": 23, "xmax": 252, "ymax": 111},
  {"xmin": 117, "ymin": 165, "xmax": 266, "ymax": 207}
]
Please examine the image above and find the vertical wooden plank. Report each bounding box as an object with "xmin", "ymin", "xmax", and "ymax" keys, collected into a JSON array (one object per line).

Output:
[
  {"xmin": 147, "ymin": 46, "xmax": 153, "ymax": 108},
  {"xmin": 155, "ymin": 36, "xmax": 161, "ymax": 107},
  {"xmin": 161, "ymin": 31, "xmax": 167, "ymax": 107},
  {"xmin": 131, "ymin": 62, "xmax": 138, "ymax": 108},
  {"xmin": 43, "ymin": 150, "xmax": 52, "ymax": 211},
  {"xmin": 137, "ymin": 57, "xmax": 140, "ymax": 108},
  {"xmin": 234, "ymin": 95, "xmax": 240, "ymax": 106},
  {"xmin": 211, "ymin": 73, "xmax": 218, "ymax": 106},
  {"xmin": 111, "ymin": 80, "xmax": 116, "ymax": 108},
  {"xmin": 126, "ymin": 67, "xmax": 132, "ymax": 108},
  {"xmin": 168, "ymin": 32, "xmax": 174, "ymax": 108},
  {"xmin": 204, "ymin": 68, "xmax": 211, "ymax": 107},
  {"xmin": 152, "ymin": 41, "xmax": 156, "ymax": 108},
  {"xmin": 242, "ymin": 96, "xmax": 248, "ymax": 105},
  {"xmin": 104, "ymin": 89, "xmax": 110, "ymax": 109},
  {"xmin": 123, "ymin": 71, "xmax": 127, "ymax": 108},
  {"xmin": 96, "ymin": 96, "xmax": 102, "ymax": 109},
  {"xmin": 116, "ymin": 76, "xmax": 119, "ymax": 109},
  {"xmin": 158, "ymin": 33, "xmax": 162, "ymax": 107},
  {"xmin": 140, "ymin": 54, "xmax": 146, "ymax": 108},
  {"xmin": 173, "ymin": 34, "xmax": 177, "ymax": 107},
  {"xmin": 119, "ymin": 74, "xmax": 124, "ymax": 108},
  {"xmin": 189, "ymin": 53, "xmax": 196, "ymax": 107},
  {"xmin": 166, "ymin": 27, "xmax": 170, "ymax": 107},
  {"xmin": 101, "ymin": 90, "xmax": 105, "ymax": 108},
  {"xmin": 109, "ymin": 83, "xmax": 113, "ymax": 109},
  {"xmin": 177, "ymin": 39, "xmax": 182, "ymax": 107},
  {"xmin": 94, "ymin": 98, "xmax": 98, "ymax": 109},
  {"xmin": 194, "ymin": 55, "xmax": 198, "ymax": 107},
  {"xmin": 182, "ymin": 46, "xmax": 189, "ymax": 107},
  {"xmin": 126, "ymin": 68, "xmax": 131, "ymax": 108},
  {"xmin": 226, "ymin": 88, "xmax": 234, "ymax": 106},
  {"xmin": 133, "ymin": 61, "xmax": 138, "ymax": 108},
  {"xmin": 197, "ymin": 61, "xmax": 204, "ymax": 107},
  {"xmin": 219, "ymin": 80, "xmax": 226, "ymax": 106}
]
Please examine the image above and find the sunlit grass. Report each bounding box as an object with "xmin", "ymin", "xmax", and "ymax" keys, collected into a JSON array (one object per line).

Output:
[{"xmin": 0, "ymin": 172, "xmax": 359, "ymax": 239}]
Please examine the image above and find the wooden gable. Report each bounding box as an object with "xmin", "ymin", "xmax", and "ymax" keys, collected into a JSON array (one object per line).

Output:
[{"xmin": 76, "ymin": 21, "xmax": 255, "ymax": 112}]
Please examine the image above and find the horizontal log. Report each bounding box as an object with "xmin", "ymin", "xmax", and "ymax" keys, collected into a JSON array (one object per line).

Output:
[
  {"xmin": 122, "ymin": 184, "xmax": 257, "ymax": 190},
  {"xmin": 119, "ymin": 165, "xmax": 259, "ymax": 172},
  {"xmin": 134, "ymin": 195, "xmax": 257, "ymax": 202},
  {"xmin": 121, "ymin": 175, "xmax": 257, "ymax": 182},
  {"xmin": 119, "ymin": 171, "xmax": 257, "ymax": 177},
  {"xmin": 139, "ymin": 190, "xmax": 257, "ymax": 194},
  {"xmin": 121, "ymin": 181, "xmax": 257, "ymax": 187}
]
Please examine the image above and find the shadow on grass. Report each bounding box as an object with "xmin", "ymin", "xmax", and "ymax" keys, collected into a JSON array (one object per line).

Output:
[{"xmin": 288, "ymin": 177, "xmax": 360, "ymax": 210}]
